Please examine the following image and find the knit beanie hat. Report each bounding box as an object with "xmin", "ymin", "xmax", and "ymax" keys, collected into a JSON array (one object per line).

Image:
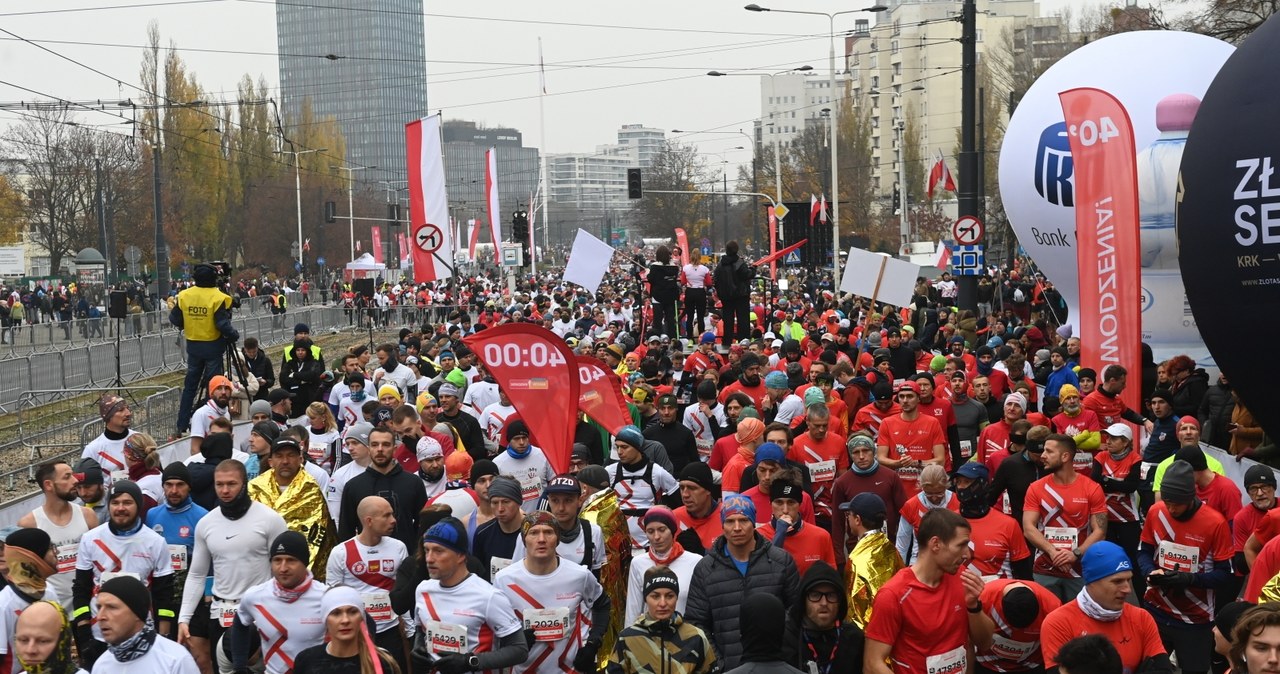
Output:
[
  {"xmin": 269, "ymin": 531, "xmax": 311, "ymax": 566},
  {"xmin": 764, "ymin": 371, "xmax": 789, "ymax": 389},
  {"xmin": 616, "ymin": 425, "xmax": 644, "ymax": 450},
  {"xmin": 642, "ymin": 506, "xmax": 679, "ymax": 534},
  {"xmin": 445, "ymin": 451, "xmax": 473, "ymax": 481},
  {"xmin": 804, "ymin": 387, "xmax": 826, "ymax": 407},
  {"xmin": 470, "ymin": 460, "xmax": 499, "ymax": 485},
  {"xmin": 1058, "ymin": 384, "xmax": 1080, "ymax": 400},
  {"xmin": 99, "ymin": 394, "xmax": 127, "ymax": 421},
  {"xmin": 5, "ymin": 527, "xmax": 51, "ymax": 559},
  {"xmin": 248, "ymin": 400, "xmax": 273, "ymax": 419},
  {"xmin": 1082, "ymin": 541, "xmax": 1132, "ymax": 584},
  {"xmin": 487, "ymin": 476, "xmax": 524, "ymax": 504},
  {"xmin": 108, "ymin": 480, "xmax": 144, "ymax": 510},
  {"xmin": 929, "ymin": 355, "xmax": 948, "ymax": 373},
  {"xmin": 161, "ymin": 462, "xmax": 191, "ymax": 486},
  {"xmin": 423, "ymin": 517, "xmax": 469, "ymax": 555},
  {"xmin": 734, "ymin": 418, "xmax": 765, "ymax": 445},
  {"xmin": 1161, "ymin": 460, "xmax": 1197, "ymax": 504},
  {"xmin": 99, "ymin": 575, "xmax": 151, "ymax": 622},
  {"xmin": 577, "ymin": 465, "xmax": 610, "ymax": 490}
]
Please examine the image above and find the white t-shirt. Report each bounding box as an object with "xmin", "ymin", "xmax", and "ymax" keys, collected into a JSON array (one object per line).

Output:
[
  {"xmin": 326, "ymin": 461, "xmax": 369, "ymax": 523},
  {"xmin": 236, "ymin": 578, "xmax": 327, "ymax": 674},
  {"xmin": 682, "ymin": 404, "xmax": 727, "ymax": 455},
  {"xmin": 327, "ymin": 377, "xmax": 373, "ymax": 410},
  {"xmin": 90, "ymin": 634, "xmax": 198, "ymax": 673},
  {"xmin": 493, "ymin": 561, "xmax": 604, "ymax": 674},
  {"xmin": 493, "ymin": 448, "xmax": 557, "ymax": 513},
  {"xmin": 682, "ymin": 264, "xmax": 712, "ymax": 289},
  {"xmin": 81, "ymin": 431, "xmax": 135, "ymax": 483},
  {"xmin": 189, "ymin": 400, "xmax": 229, "ymax": 439},
  {"xmin": 465, "ymin": 380, "xmax": 501, "ymax": 418},
  {"xmin": 337, "ymin": 395, "xmax": 368, "ymax": 430},
  {"xmin": 773, "ymin": 394, "xmax": 807, "ymax": 426},
  {"xmin": 429, "ymin": 487, "xmax": 481, "ymax": 524},
  {"xmin": 413, "ymin": 574, "xmax": 523, "ymax": 658},
  {"xmin": 76, "ymin": 523, "xmax": 173, "ymax": 639},
  {"xmin": 374, "ymin": 364, "xmax": 416, "ymax": 399},
  {"xmin": 512, "ymin": 521, "xmax": 605, "ymax": 571},
  {"xmin": 603, "ymin": 461, "xmax": 679, "ymax": 544},
  {"xmin": 0, "ymin": 585, "xmax": 57, "ymax": 672},
  {"xmin": 479, "ymin": 402, "xmax": 517, "ymax": 445},
  {"xmin": 325, "ymin": 535, "xmax": 409, "ymax": 634}
]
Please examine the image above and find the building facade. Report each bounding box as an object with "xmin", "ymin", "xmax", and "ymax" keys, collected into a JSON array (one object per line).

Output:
[
  {"xmin": 275, "ymin": 0, "xmax": 428, "ymax": 181},
  {"xmin": 440, "ymin": 121, "xmax": 541, "ymax": 244},
  {"xmin": 616, "ymin": 124, "xmax": 666, "ymax": 168}
]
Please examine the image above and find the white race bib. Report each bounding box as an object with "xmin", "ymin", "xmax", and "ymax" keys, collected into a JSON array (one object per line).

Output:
[
  {"xmin": 490, "ymin": 556, "xmax": 513, "ymax": 579},
  {"xmin": 1044, "ymin": 527, "xmax": 1078, "ymax": 551},
  {"xmin": 517, "ymin": 472, "xmax": 542, "ymax": 503},
  {"xmin": 169, "ymin": 544, "xmax": 188, "ymax": 572},
  {"xmin": 308, "ymin": 442, "xmax": 329, "ymax": 463},
  {"xmin": 363, "ymin": 592, "xmax": 392, "ymax": 623},
  {"xmin": 110, "ymin": 470, "xmax": 129, "ymax": 483},
  {"xmin": 210, "ymin": 598, "xmax": 239, "ymax": 628},
  {"xmin": 959, "ymin": 440, "xmax": 973, "ymax": 460},
  {"xmin": 1140, "ymin": 462, "xmax": 1158, "ymax": 480},
  {"xmin": 807, "ymin": 459, "xmax": 836, "ymax": 483},
  {"xmin": 424, "ymin": 620, "xmax": 467, "ymax": 655},
  {"xmin": 1073, "ymin": 451, "xmax": 1093, "ymax": 471},
  {"xmin": 989, "ymin": 636, "xmax": 1037, "ymax": 662},
  {"xmin": 523, "ymin": 606, "xmax": 572, "ymax": 642},
  {"xmin": 54, "ymin": 543, "xmax": 77, "ymax": 575},
  {"xmin": 1157, "ymin": 540, "xmax": 1200, "ymax": 572},
  {"xmin": 926, "ymin": 646, "xmax": 967, "ymax": 674}
]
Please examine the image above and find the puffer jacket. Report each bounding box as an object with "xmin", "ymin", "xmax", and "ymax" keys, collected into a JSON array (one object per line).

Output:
[
  {"xmin": 1170, "ymin": 368, "xmax": 1210, "ymax": 419},
  {"xmin": 684, "ymin": 533, "xmax": 800, "ymax": 670},
  {"xmin": 1197, "ymin": 381, "xmax": 1235, "ymax": 450},
  {"xmin": 606, "ymin": 613, "xmax": 717, "ymax": 674}
]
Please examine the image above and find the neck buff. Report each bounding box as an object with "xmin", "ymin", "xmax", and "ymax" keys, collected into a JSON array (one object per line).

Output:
[
  {"xmin": 273, "ymin": 573, "xmax": 315, "ymax": 603},
  {"xmin": 957, "ymin": 479, "xmax": 990, "ymax": 519},
  {"xmin": 272, "ymin": 412, "xmax": 289, "ymax": 425},
  {"xmin": 850, "ymin": 459, "xmax": 880, "ymax": 476},
  {"xmin": 976, "ymin": 359, "xmax": 995, "ymax": 376},
  {"xmin": 167, "ymin": 496, "xmax": 194, "ymax": 514},
  {"xmin": 108, "ymin": 514, "xmax": 144, "ymax": 537},
  {"xmin": 556, "ymin": 518, "xmax": 583, "ymax": 544},
  {"xmin": 4, "ymin": 546, "xmax": 54, "ymax": 600},
  {"xmin": 1077, "ymin": 586, "xmax": 1123, "ymax": 622},
  {"xmin": 103, "ymin": 427, "xmax": 129, "ymax": 441},
  {"xmin": 219, "ymin": 488, "xmax": 253, "ymax": 521},
  {"xmin": 1107, "ymin": 446, "xmax": 1133, "ymax": 463},
  {"xmin": 649, "ymin": 540, "xmax": 686, "ymax": 565},
  {"xmin": 1173, "ymin": 498, "xmax": 1202, "ymax": 522},
  {"xmin": 107, "ymin": 626, "xmax": 157, "ymax": 663},
  {"xmin": 505, "ymin": 443, "xmax": 531, "ymax": 460},
  {"xmin": 18, "ymin": 601, "xmax": 76, "ymax": 674}
]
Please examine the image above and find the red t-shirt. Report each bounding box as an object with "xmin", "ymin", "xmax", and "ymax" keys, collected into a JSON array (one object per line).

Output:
[
  {"xmin": 1245, "ymin": 534, "xmax": 1280, "ymax": 602},
  {"xmin": 1140, "ymin": 501, "xmax": 1234, "ymax": 624},
  {"xmin": 789, "ymin": 431, "xmax": 850, "ymax": 520},
  {"xmin": 977, "ymin": 420, "xmax": 1014, "ymax": 475},
  {"xmin": 1052, "ymin": 409, "xmax": 1103, "ymax": 477},
  {"xmin": 967, "ymin": 509, "xmax": 1032, "ymax": 579},
  {"xmin": 900, "ymin": 493, "xmax": 962, "ymax": 533},
  {"xmin": 1042, "ymin": 601, "xmax": 1166, "ymax": 673},
  {"xmin": 719, "ymin": 379, "xmax": 768, "ymax": 411},
  {"xmin": 741, "ymin": 485, "xmax": 817, "ymax": 526},
  {"xmin": 1235, "ymin": 504, "xmax": 1270, "ymax": 553},
  {"xmin": 865, "ymin": 567, "xmax": 970, "ymax": 674},
  {"xmin": 976, "ymin": 579, "xmax": 1061, "ymax": 672},
  {"xmin": 1252, "ymin": 508, "xmax": 1280, "ymax": 547},
  {"xmin": 758, "ymin": 520, "xmax": 836, "ymax": 576},
  {"xmin": 1093, "ymin": 449, "xmax": 1143, "ymax": 523},
  {"xmin": 1082, "ymin": 389, "xmax": 1131, "ymax": 427},
  {"xmin": 673, "ymin": 503, "xmax": 723, "ymax": 551},
  {"xmin": 877, "ymin": 413, "xmax": 947, "ymax": 494},
  {"xmin": 1199, "ymin": 475, "xmax": 1243, "ymax": 523},
  {"xmin": 918, "ymin": 397, "xmax": 958, "ymax": 433},
  {"xmin": 852, "ymin": 402, "xmax": 902, "ymax": 439},
  {"xmin": 1024, "ymin": 475, "xmax": 1106, "ymax": 578}
]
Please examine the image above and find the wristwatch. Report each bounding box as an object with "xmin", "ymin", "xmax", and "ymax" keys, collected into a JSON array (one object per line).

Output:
[
  {"xmin": 468, "ymin": 654, "xmax": 480, "ymax": 670},
  {"xmin": 967, "ymin": 603, "xmax": 982, "ymax": 614}
]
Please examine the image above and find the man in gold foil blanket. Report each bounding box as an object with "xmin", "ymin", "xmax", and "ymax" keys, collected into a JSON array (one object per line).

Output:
[
  {"xmin": 578, "ymin": 464, "xmax": 632, "ymax": 668},
  {"xmin": 248, "ymin": 435, "xmax": 334, "ymax": 580},
  {"xmin": 841, "ymin": 492, "xmax": 903, "ymax": 629}
]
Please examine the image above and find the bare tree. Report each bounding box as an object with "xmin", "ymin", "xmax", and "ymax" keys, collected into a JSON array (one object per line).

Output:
[{"xmin": 631, "ymin": 141, "xmax": 710, "ymax": 238}]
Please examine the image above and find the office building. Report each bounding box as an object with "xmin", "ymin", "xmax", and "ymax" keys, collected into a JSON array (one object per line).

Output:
[
  {"xmin": 616, "ymin": 124, "xmax": 666, "ymax": 168},
  {"xmin": 275, "ymin": 0, "xmax": 427, "ymax": 179},
  {"xmin": 441, "ymin": 121, "xmax": 541, "ymax": 236}
]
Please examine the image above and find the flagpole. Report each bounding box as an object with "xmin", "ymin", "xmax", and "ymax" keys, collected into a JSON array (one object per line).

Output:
[{"xmin": 538, "ymin": 37, "xmax": 550, "ymax": 273}]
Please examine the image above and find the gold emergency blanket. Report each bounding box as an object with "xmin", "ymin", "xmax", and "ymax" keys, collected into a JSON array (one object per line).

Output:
[
  {"xmin": 249, "ymin": 469, "xmax": 335, "ymax": 581},
  {"xmin": 581, "ymin": 487, "xmax": 632, "ymax": 668},
  {"xmin": 1262, "ymin": 571, "xmax": 1280, "ymax": 604},
  {"xmin": 845, "ymin": 530, "xmax": 904, "ymax": 629}
]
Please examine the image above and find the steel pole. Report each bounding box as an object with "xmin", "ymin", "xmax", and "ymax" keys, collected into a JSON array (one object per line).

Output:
[{"xmin": 829, "ymin": 15, "xmax": 841, "ymax": 282}]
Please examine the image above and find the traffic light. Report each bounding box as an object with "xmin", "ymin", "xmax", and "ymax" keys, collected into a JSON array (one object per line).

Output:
[
  {"xmin": 512, "ymin": 210, "xmax": 530, "ymax": 265},
  {"xmin": 324, "ymin": 201, "xmax": 336, "ymax": 223},
  {"xmin": 387, "ymin": 203, "xmax": 401, "ymax": 225},
  {"xmin": 627, "ymin": 168, "xmax": 643, "ymax": 199},
  {"xmin": 892, "ymin": 187, "xmax": 901, "ymax": 215}
]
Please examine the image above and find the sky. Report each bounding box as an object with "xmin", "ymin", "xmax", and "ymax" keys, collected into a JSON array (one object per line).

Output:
[{"xmin": 0, "ymin": 0, "xmax": 1090, "ymax": 172}]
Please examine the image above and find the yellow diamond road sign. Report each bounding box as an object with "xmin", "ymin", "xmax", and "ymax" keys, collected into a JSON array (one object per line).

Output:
[{"xmin": 773, "ymin": 203, "xmax": 789, "ymax": 219}]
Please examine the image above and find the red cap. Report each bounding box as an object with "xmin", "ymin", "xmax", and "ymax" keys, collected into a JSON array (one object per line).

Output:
[{"xmin": 895, "ymin": 380, "xmax": 921, "ymax": 395}]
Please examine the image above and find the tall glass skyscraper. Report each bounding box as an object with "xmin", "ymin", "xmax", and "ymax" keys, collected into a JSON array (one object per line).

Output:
[{"xmin": 275, "ymin": 0, "xmax": 427, "ymax": 180}]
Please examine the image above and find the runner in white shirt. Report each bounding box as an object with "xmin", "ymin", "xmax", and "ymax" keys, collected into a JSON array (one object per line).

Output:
[
  {"xmin": 493, "ymin": 421, "xmax": 556, "ymax": 513},
  {"xmin": 512, "ymin": 476, "xmax": 605, "ymax": 572},
  {"xmin": 177, "ymin": 460, "xmax": 288, "ymax": 667},
  {"xmin": 623, "ymin": 508, "xmax": 702, "ymax": 625},
  {"xmin": 764, "ymin": 371, "xmax": 806, "ymax": 427},
  {"xmin": 188, "ymin": 376, "xmax": 234, "ymax": 456},
  {"xmin": 605, "ymin": 427, "xmax": 680, "ymax": 545},
  {"xmin": 416, "ymin": 435, "xmax": 449, "ymax": 500},
  {"xmin": 682, "ymin": 385, "xmax": 727, "ymax": 462},
  {"xmin": 413, "ymin": 517, "xmax": 528, "ymax": 673},
  {"xmin": 328, "ymin": 354, "xmax": 373, "ymax": 426},
  {"xmin": 327, "ymin": 422, "xmax": 374, "ymax": 523},
  {"xmin": 81, "ymin": 394, "xmax": 134, "ymax": 486},
  {"xmin": 17, "ymin": 461, "xmax": 98, "ymax": 610},
  {"xmin": 335, "ymin": 373, "xmax": 373, "ymax": 430},
  {"xmin": 372, "ymin": 343, "xmax": 416, "ymax": 399},
  {"xmin": 229, "ymin": 531, "xmax": 327, "ymax": 674},
  {"xmin": 493, "ymin": 511, "xmax": 610, "ymax": 674},
  {"xmin": 325, "ymin": 495, "xmax": 410, "ymax": 672},
  {"xmin": 479, "ymin": 390, "xmax": 518, "ymax": 448},
  {"xmin": 465, "ymin": 371, "xmax": 501, "ymax": 418},
  {"xmin": 70, "ymin": 481, "xmax": 173, "ymax": 664},
  {"xmin": 92, "ymin": 576, "xmax": 199, "ymax": 674},
  {"xmin": 0, "ymin": 529, "xmax": 58, "ymax": 674}
]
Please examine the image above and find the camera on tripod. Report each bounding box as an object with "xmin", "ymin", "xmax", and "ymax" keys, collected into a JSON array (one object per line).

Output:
[{"xmin": 206, "ymin": 260, "xmax": 241, "ymax": 309}]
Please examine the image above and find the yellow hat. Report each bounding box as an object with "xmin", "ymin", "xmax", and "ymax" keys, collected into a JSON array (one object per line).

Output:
[
  {"xmin": 1058, "ymin": 383, "xmax": 1080, "ymax": 400},
  {"xmin": 415, "ymin": 391, "xmax": 438, "ymax": 413},
  {"xmin": 378, "ymin": 385, "xmax": 402, "ymax": 401}
]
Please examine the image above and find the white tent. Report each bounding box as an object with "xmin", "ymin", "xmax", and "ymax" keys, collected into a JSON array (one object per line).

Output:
[{"xmin": 344, "ymin": 253, "xmax": 386, "ymax": 280}]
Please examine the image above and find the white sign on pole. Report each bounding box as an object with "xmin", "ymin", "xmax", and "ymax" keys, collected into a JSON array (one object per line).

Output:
[
  {"xmin": 563, "ymin": 229, "xmax": 615, "ymax": 294},
  {"xmin": 0, "ymin": 246, "xmax": 24, "ymax": 276},
  {"xmin": 838, "ymin": 246, "xmax": 919, "ymax": 307}
]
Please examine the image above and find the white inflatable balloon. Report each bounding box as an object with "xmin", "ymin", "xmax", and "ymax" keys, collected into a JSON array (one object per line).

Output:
[{"xmin": 999, "ymin": 30, "xmax": 1233, "ymax": 351}]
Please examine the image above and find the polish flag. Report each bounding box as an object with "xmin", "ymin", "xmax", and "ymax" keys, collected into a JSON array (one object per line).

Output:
[
  {"xmin": 927, "ymin": 150, "xmax": 956, "ymax": 199},
  {"xmin": 933, "ymin": 240, "xmax": 951, "ymax": 270},
  {"xmin": 485, "ymin": 148, "xmax": 502, "ymax": 265},
  {"xmin": 405, "ymin": 113, "xmax": 455, "ymax": 282},
  {"xmin": 809, "ymin": 194, "xmax": 820, "ymax": 227},
  {"xmin": 819, "ymin": 194, "xmax": 828, "ymax": 224}
]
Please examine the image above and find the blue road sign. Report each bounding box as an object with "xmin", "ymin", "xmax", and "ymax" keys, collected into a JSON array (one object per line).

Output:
[
  {"xmin": 784, "ymin": 250, "xmax": 803, "ymax": 265},
  {"xmin": 951, "ymin": 245, "xmax": 985, "ymax": 275},
  {"xmin": 316, "ymin": 256, "xmax": 326, "ymax": 267}
]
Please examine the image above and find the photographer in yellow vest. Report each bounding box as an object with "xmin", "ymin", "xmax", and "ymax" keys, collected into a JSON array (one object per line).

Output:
[{"xmin": 169, "ymin": 263, "xmax": 240, "ymax": 435}]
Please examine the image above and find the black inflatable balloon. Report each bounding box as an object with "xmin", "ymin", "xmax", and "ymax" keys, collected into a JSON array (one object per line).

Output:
[{"xmin": 1178, "ymin": 14, "xmax": 1280, "ymax": 444}]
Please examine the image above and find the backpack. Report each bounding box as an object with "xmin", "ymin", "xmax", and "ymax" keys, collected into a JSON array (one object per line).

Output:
[{"xmin": 611, "ymin": 459, "xmax": 657, "ymax": 517}]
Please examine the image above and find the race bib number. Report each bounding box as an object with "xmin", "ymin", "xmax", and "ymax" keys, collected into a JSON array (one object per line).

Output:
[
  {"xmin": 168, "ymin": 545, "xmax": 188, "ymax": 572},
  {"xmin": 1073, "ymin": 451, "xmax": 1093, "ymax": 471},
  {"xmin": 55, "ymin": 543, "xmax": 77, "ymax": 574},
  {"xmin": 110, "ymin": 470, "xmax": 129, "ymax": 483},
  {"xmin": 490, "ymin": 556, "xmax": 513, "ymax": 579},
  {"xmin": 523, "ymin": 606, "xmax": 572, "ymax": 642},
  {"xmin": 1140, "ymin": 462, "xmax": 1157, "ymax": 481},
  {"xmin": 211, "ymin": 599, "xmax": 239, "ymax": 628},
  {"xmin": 1157, "ymin": 540, "xmax": 1201, "ymax": 572},
  {"xmin": 959, "ymin": 440, "xmax": 973, "ymax": 460},
  {"xmin": 308, "ymin": 442, "xmax": 328, "ymax": 463},
  {"xmin": 696, "ymin": 439, "xmax": 713, "ymax": 457},
  {"xmin": 807, "ymin": 459, "xmax": 836, "ymax": 483},
  {"xmin": 1044, "ymin": 527, "xmax": 1078, "ymax": 551},
  {"xmin": 926, "ymin": 646, "xmax": 967, "ymax": 674},
  {"xmin": 517, "ymin": 473, "xmax": 542, "ymax": 503},
  {"xmin": 424, "ymin": 620, "xmax": 467, "ymax": 655},
  {"xmin": 100, "ymin": 571, "xmax": 140, "ymax": 584},
  {"xmin": 989, "ymin": 636, "xmax": 1037, "ymax": 662},
  {"xmin": 363, "ymin": 592, "xmax": 392, "ymax": 623}
]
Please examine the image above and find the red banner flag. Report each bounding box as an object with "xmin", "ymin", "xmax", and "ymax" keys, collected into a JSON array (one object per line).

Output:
[
  {"xmin": 576, "ymin": 356, "xmax": 630, "ymax": 435},
  {"xmin": 768, "ymin": 206, "xmax": 778, "ymax": 281},
  {"xmin": 370, "ymin": 225, "xmax": 384, "ymax": 264},
  {"xmin": 1059, "ymin": 87, "xmax": 1142, "ymax": 416},
  {"xmin": 463, "ymin": 324, "xmax": 580, "ymax": 474},
  {"xmin": 674, "ymin": 228, "xmax": 690, "ymax": 267}
]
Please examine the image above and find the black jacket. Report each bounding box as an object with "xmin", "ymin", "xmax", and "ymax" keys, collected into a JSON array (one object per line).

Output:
[
  {"xmin": 243, "ymin": 349, "xmax": 276, "ymax": 401},
  {"xmin": 338, "ymin": 463, "xmax": 428, "ymax": 553},
  {"xmin": 642, "ymin": 419, "xmax": 698, "ymax": 474},
  {"xmin": 1170, "ymin": 368, "xmax": 1210, "ymax": 419},
  {"xmin": 279, "ymin": 338, "xmax": 326, "ymax": 410},
  {"xmin": 714, "ymin": 254, "xmax": 753, "ymax": 300},
  {"xmin": 440, "ymin": 408, "xmax": 487, "ymax": 464},
  {"xmin": 684, "ymin": 533, "xmax": 800, "ymax": 670},
  {"xmin": 790, "ymin": 562, "xmax": 863, "ymax": 674},
  {"xmin": 1197, "ymin": 381, "xmax": 1235, "ymax": 449}
]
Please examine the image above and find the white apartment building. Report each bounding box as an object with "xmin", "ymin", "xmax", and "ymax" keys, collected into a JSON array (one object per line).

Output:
[{"xmin": 616, "ymin": 124, "xmax": 666, "ymax": 168}]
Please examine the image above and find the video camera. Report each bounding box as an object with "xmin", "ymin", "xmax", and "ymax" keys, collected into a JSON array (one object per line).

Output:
[{"xmin": 205, "ymin": 260, "xmax": 241, "ymax": 309}]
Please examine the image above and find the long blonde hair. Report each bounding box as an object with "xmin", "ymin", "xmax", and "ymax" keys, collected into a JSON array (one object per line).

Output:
[{"xmin": 306, "ymin": 402, "xmax": 338, "ymax": 433}]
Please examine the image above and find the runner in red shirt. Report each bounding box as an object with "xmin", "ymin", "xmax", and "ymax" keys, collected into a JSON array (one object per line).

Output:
[
  {"xmin": 896, "ymin": 465, "xmax": 960, "ymax": 564},
  {"xmin": 1092, "ymin": 422, "xmax": 1145, "ymax": 598},
  {"xmin": 1051, "ymin": 384, "xmax": 1102, "ymax": 479},
  {"xmin": 1042, "ymin": 541, "xmax": 1170, "ymax": 674},
  {"xmin": 975, "ymin": 579, "xmax": 1061, "ymax": 673},
  {"xmin": 977, "ymin": 392, "xmax": 1028, "ymax": 475},
  {"xmin": 718, "ymin": 353, "xmax": 768, "ymax": 411},
  {"xmin": 912, "ymin": 373, "xmax": 961, "ymax": 471},
  {"xmin": 954, "ymin": 463, "xmax": 1032, "ymax": 581},
  {"xmin": 1081, "ymin": 364, "xmax": 1154, "ymax": 433},
  {"xmin": 876, "ymin": 381, "xmax": 947, "ymax": 496},
  {"xmin": 1022, "ymin": 434, "xmax": 1107, "ymax": 602},
  {"xmin": 1137, "ymin": 459, "xmax": 1234, "ymax": 674},
  {"xmin": 789, "ymin": 405, "xmax": 848, "ymax": 526},
  {"xmin": 757, "ymin": 480, "xmax": 835, "ymax": 576},
  {"xmin": 1238, "ymin": 466, "xmax": 1277, "ymax": 569},
  {"xmin": 865, "ymin": 509, "xmax": 993, "ymax": 674},
  {"xmin": 851, "ymin": 382, "xmax": 901, "ymax": 440}
]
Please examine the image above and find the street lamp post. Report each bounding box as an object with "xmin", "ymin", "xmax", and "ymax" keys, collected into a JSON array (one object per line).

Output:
[
  {"xmin": 331, "ymin": 164, "xmax": 376, "ymax": 260},
  {"xmin": 746, "ymin": 3, "xmax": 886, "ymax": 284},
  {"xmin": 277, "ymin": 147, "xmax": 328, "ymax": 280}
]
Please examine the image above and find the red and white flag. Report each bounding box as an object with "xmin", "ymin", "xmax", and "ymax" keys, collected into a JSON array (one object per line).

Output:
[
  {"xmin": 485, "ymin": 148, "xmax": 503, "ymax": 265},
  {"xmin": 405, "ymin": 114, "xmax": 455, "ymax": 282},
  {"xmin": 467, "ymin": 219, "xmax": 480, "ymax": 260},
  {"xmin": 819, "ymin": 194, "xmax": 828, "ymax": 224},
  {"xmin": 933, "ymin": 240, "xmax": 951, "ymax": 270},
  {"xmin": 927, "ymin": 150, "xmax": 957, "ymax": 199},
  {"xmin": 809, "ymin": 194, "xmax": 819, "ymax": 227}
]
